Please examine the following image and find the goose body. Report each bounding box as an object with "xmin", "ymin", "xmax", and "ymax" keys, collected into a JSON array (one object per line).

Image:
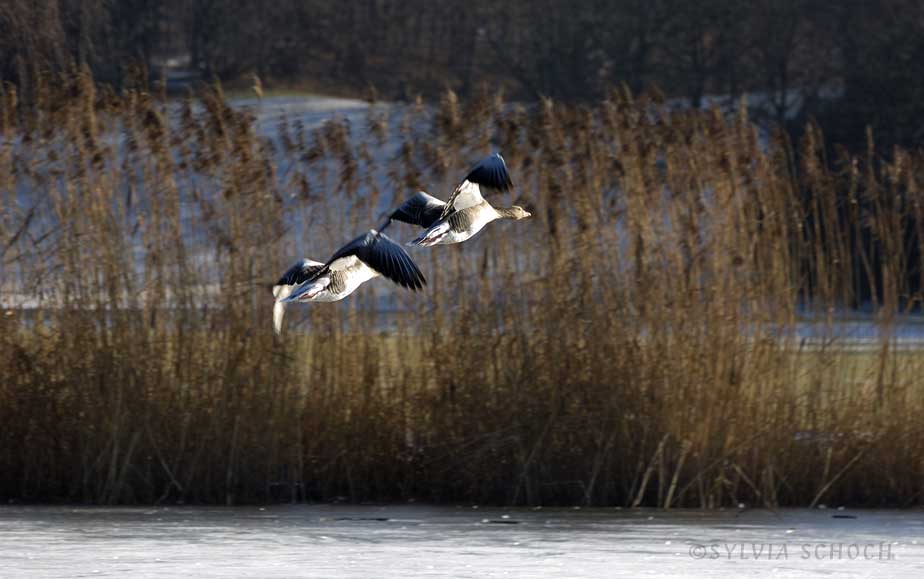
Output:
[
  {"xmin": 412, "ymin": 200, "xmax": 506, "ymax": 246},
  {"xmin": 383, "ymin": 153, "xmax": 530, "ymax": 246},
  {"xmin": 272, "ymin": 230, "xmax": 425, "ymax": 333}
]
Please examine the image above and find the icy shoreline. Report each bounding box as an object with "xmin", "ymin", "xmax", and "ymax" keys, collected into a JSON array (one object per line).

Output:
[{"xmin": 1, "ymin": 505, "xmax": 921, "ymax": 578}]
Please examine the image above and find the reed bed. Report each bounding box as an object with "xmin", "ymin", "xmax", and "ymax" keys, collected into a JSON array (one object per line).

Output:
[{"xmin": 2, "ymin": 73, "xmax": 924, "ymax": 507}]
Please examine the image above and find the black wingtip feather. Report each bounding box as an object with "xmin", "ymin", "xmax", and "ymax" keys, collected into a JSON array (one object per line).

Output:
[
  {"xmin": 465, "ymin": 153, "xmax": 513, "ymax": 192},
  {"xmin": 366, "ymin": 230, "xmax": 426, "ymax": 291},
  {"xmin": 387, "ymin": 192, "xmax": 445, "ymax": 230}
]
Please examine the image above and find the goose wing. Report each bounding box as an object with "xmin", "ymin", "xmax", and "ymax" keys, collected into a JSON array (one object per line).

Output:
[
  {"xmin": 325, "ymin": 230, "xmax": 426, "ymax": 290},
  {"xmin": 275, "ymin": 258, "xmax": 325, "ymax": 289},
  {"xmin": 272, "ymin": 258, "xmax": 325, "ymax": 335},
  {"xmin": 441, "ymin": 153, "xmax": 513, "ymax": 219},
  {"xmin": 388, "ymin": 191, "xmax": 447, "ymax": 229}
]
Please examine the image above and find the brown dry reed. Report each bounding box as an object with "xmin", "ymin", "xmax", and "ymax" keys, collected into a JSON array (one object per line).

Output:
[{"xmin": 2, "ymin": 72, "xmax": 924, "ymax": 508}]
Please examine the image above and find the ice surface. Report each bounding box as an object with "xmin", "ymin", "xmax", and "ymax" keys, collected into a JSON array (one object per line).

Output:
[{"xmin": 1, "ymin": 505, "xmax": 922, "ymax": 578}]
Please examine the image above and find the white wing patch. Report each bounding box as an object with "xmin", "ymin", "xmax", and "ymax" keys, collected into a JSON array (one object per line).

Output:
[
  {"xmin": 328, "ymin": 255, "xmax": 360, "ymax": 271},
  {"xmin": 273, "ymin": 301, "xmax": 287, "ymax": 334},
  {"xmin": 449, "ymin": 179, "xmax": 484, "ymax": 212},
  {"xmin": 345, "ymin": 261, "xmax": 378, "ymax": 286},
  {"xmin": 273, "ymin": 284, "xmax": 291, "ymax": 300}
]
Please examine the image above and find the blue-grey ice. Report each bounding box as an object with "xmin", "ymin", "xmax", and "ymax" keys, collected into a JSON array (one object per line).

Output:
[{"xmin": 1, "ymin": 505, "xmax": 922, "ymax": 578}]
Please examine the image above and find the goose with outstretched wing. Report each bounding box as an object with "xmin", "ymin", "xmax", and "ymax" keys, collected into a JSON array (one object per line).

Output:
[
  {"xmin": 382, "ymin": 153, "xmax": 530, "ymax": 246},
  {"xmin": 272, "ymin": 230, "xmax": 425, "ymax": 333}
]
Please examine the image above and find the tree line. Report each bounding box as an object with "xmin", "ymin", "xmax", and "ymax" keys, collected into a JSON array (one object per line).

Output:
[{"xmin": 2, "ymin": 0, "xmax": 924, "ymax": 148}]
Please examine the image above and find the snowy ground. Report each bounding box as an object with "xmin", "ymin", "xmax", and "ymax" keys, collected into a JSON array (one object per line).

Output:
[{"xmin": 1, "ymin": 505, "xmax": 922, "ymax": 578}]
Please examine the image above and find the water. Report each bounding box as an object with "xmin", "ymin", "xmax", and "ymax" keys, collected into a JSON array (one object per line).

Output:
[{"xmin": 1, "ymin": 505, "xmax": 922, "ymax": 578}]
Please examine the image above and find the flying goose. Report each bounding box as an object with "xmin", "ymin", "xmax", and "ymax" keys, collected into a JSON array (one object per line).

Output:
[
  {"xmin": 272, "ymin": 230, "xmax": 425, "ymax": 334},
  {"xmin": 383, "ymin": 153, "xmax": 531, "ymax": 246}
]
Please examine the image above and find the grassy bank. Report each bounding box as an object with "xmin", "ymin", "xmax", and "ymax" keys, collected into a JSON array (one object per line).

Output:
[{"xmin": 2, "ymin": 73, "xmax": 924, "ymax": 507}]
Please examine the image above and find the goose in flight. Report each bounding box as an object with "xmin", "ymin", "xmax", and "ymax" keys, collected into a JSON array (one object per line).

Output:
[
  {"xmin": 272, "ymin": 230, "xmax": 425, "ymax": 333},
  {"xmin": 383, "ymin": 153, "xmax": 530, "ymax": 246}
]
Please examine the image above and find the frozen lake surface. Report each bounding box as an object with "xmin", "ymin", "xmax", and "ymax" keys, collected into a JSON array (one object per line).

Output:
[{"xmin": 1, "ymin": 505, "xmax": 922, "ymax": 578}]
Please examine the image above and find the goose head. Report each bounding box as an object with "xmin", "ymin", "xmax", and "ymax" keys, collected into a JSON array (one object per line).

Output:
[{"xmin": 507, "ymin": 205, "xmax": 532, "ymax": 220}]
